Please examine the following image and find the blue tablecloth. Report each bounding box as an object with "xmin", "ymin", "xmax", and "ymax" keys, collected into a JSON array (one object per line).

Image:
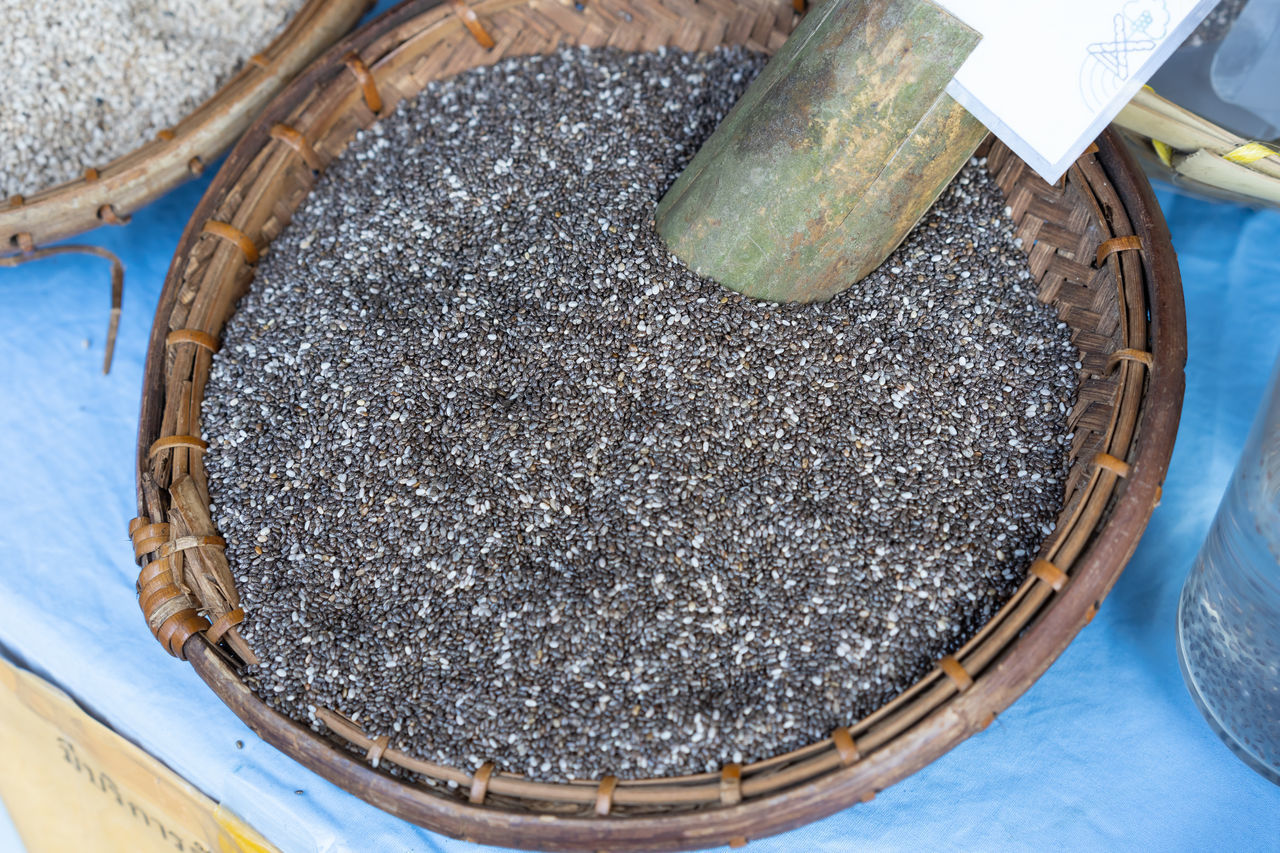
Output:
[{"xmin": 3, "ymin": 153, "xmax": 1279, "ymax": 850}]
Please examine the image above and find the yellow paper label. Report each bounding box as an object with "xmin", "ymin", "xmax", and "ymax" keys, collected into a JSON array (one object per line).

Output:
[{"xmin": 0, "ymin": 656, "xmax": 278, "ymax": 853}]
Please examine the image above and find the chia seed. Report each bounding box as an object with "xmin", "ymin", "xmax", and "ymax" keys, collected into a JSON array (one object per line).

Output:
[{"xmin": 203, "ymin": 46, "xmax": 1079, "ymax": 782}]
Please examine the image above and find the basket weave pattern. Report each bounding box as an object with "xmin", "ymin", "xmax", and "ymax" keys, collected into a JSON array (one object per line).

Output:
[{"xmin": 131, "ymin": 0, "xmax": 1185, "ymax": 848}]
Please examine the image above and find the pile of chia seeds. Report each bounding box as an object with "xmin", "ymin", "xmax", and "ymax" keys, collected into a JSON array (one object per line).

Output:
[
  {"xmin": 204, "ymin": 46, "xmax": 1080, "ymax": 782},
  {"xmin": 0, "ymin": 0, "xmax": 303, "ymax": 196}
]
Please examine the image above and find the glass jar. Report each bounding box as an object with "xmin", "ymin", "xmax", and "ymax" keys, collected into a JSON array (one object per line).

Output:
[{"xmin": 1177, "ymin": 349, "xmax": 1280, "ymax": 784}]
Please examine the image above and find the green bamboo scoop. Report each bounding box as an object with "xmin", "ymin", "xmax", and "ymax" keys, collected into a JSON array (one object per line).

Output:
[{"xmin": 655, "ymin": 0, "xmax": 987, "ymax": 303}]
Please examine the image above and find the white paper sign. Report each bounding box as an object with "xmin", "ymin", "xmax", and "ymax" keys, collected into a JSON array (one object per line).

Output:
[{"xmin": 937, "ymin": 0, "xmax": 1218, "ymax": 182}]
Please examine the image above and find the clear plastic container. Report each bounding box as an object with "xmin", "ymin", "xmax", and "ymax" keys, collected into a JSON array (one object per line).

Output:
[
  {"xmin": 1177, "ymin": 351, "xmax": 1280, "ymax": 785},
  {"xmin": 1146, "ymin": 0, "xmax": 1280, "ymax": 140},
  {"xmin": 1211, "ymin": 0, "xmax": 1280, "ymax": 132}
]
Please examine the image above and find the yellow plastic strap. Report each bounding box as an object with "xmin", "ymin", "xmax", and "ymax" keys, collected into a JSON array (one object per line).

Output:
[
  {"xmin": 1224, "ymin": 142, "xmax": 1277, "ymax": 165},
  {"xmin": 1152, "ymin": 139, "xmax": 1174, "ymax": 168}
]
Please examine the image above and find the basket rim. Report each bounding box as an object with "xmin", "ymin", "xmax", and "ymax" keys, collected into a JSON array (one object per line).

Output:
[
  {"xmin": 133, "ymin": 0, "xmax": 1187, "ymax": 848},
  {"xmin": 0, "ymin": 0, "xmax": 371, "ymax": 254}
]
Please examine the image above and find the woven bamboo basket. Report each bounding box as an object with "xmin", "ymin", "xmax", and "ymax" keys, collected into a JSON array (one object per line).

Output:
[
  {"xmin": 0, "ymin": 0, "xmax": 370, "ymax": 255},
  {"xmin": 131, "ymin": 0, "xmax": 1187, "ymax": 848}
]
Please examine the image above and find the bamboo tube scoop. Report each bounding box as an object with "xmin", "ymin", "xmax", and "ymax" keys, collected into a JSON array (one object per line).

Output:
[{"xmin": 655, "ymin": 0, "xmax": 987, "ymax": 303}]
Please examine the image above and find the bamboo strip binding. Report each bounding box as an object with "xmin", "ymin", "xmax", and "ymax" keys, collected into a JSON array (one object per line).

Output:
[
  {"xmin": 133, "ymin": 0, "xmax": 1185, "ymax": 847},
  {"xmin": 0, "ymin": 242, "xmax": 123, "ymax": 372}
]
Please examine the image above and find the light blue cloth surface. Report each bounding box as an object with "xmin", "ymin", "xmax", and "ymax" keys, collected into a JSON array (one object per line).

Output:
[
  {"xmin": 0, "ymin": 800, "xmax": 19, "ymax": 853},
  {"xmin": 2, "ymin": 107, "xmax": 1279, "ymax": 853}
]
